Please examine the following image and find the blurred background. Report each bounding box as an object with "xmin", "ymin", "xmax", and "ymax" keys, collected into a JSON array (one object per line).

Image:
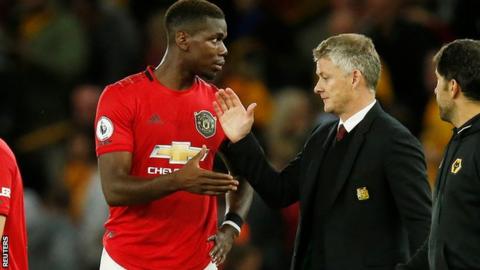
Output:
[{"xmin": 0, "ymin": 0, "xmax": 478, "ymax": 269}]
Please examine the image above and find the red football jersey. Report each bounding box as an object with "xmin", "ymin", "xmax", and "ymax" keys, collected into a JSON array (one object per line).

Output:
[
  {"xmin": 95, "ymin": 67, "xmax": 226, "ymax": 270},
  {"xmin": 0, "ymin": 139, "xmax": 28, "ymax": 270}
]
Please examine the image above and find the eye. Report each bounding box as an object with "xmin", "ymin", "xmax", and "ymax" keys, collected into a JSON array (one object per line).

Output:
[{"xmin": 318, "ymin": 73, "xmax": 328, "ymax": 80}]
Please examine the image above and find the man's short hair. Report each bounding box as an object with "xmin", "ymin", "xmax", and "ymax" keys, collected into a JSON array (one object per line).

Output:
[
  {"xmin": 313, "ymin": 33, "xmax": 381, "ymax": 91},
  {"xmin": 434, "ymin": 39, "xmax": 480, "ymax": 101},
  {"xmin": 165, "ymin": 0, "xmax": 224, "ymax": 38}
]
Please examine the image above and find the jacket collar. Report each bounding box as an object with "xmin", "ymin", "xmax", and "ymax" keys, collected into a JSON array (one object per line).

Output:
[{"xmin": 454, "ymin": 112, "xmax": 480, "ymax": 138}]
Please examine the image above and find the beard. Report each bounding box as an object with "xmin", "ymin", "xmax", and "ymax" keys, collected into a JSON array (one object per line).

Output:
[
  {"xmin": 439, "ymin": 103, "xmax": 453, "ymax": 123},
  {"xmin": 198, "ymin": 69, "xmax": 217, "ymax": 81}
]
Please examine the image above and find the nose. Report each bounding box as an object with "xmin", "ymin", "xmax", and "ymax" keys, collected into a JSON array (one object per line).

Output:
[
  {"xmin": 219, "ymin": 41, "xmax": 228, "ymax": 56},
  {"xmin": 314, "ymin": 79, "xmax": 322, "ymax": 94}
]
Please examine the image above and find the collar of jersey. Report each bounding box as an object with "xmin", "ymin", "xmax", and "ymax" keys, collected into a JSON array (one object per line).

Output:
[{"xmin": 146, "ymin": 66, "xmax": 199, "ymax": 95}]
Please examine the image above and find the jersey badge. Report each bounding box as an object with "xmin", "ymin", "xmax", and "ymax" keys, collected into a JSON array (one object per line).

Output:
[
  {"xmin": 451, "ymin": 158, "xmax": 462, "ymax": 174},
  {"xmin": 0, "ymin": 187, "xmax": 10, "ymax": 198},
  {"xmin": 96, "ymin": 116, "xmax": 114, "ymax": 141},
  {"xmin": 194, "ymin": 110, "xmax": 216, "ymax": 138},
  {"xmin": 356, "ymin": 186, "xmax": 369, "ymax": 201}
]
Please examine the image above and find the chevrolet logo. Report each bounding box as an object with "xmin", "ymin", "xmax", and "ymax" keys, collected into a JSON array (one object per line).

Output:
[{"xmin": 149, "ymin": 141, "xmax": 208, "ymax": 164}]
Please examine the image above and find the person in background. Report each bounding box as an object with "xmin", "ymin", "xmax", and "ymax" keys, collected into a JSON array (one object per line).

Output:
[
  {"xmin": 0, "ymin": 139, "xmax": 28, "ymax": 270},
  {"xmin": 402, "ymin": 38, "xmax": 480, "ymax": 270},
  {"xmin": 428, "ymin": 39, "xmax": 480, "ymax": 269}
]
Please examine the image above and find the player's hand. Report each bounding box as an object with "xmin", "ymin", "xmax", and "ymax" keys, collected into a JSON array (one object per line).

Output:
[
  {"xmin": 207, "ymin": 224, "xmax": 238, "ymax": 265},
  {"xmin": 173, "ymin": 146, "xmax": 238, "ymax": 195},
  {"xmin": 213, "ymin": 88, "xmax": 256, "ymax": 143}
]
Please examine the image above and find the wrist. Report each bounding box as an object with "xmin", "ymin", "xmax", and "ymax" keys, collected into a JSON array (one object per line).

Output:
[
  {"xmin": 168, "ymin": 171, "xmax": 182, "ymax": 192},
  {"xmin": 220, "ymin": 222, "xmax": 240, "ymax": 238},
  {"xmin": 230, "ymin": 135, "xmax": 243, "ymax": 144},
  {"xmin": 222, "ymin": 212, "xmax": 244, "ymax": 236},
  {"xmin": 230, "ymin": 133, "xmax": 248, "ymax": 144}
]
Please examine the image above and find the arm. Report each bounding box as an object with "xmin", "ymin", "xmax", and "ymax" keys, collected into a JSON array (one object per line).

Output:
[
  {"xmin": 208, "ymin": 177, "xmax": 254, "ymax": 265},
  {"xmin": 385, "ymin": 131, "xmax": 431, "ymax": 269},
  {"xmin": 0, "ymin": 215, "xmax": 5, "ymax": 236},
  {"xmin": 214, "ymin": 88, "xmax": 300, "ymax": 207},
  {"xmin": 208, "ymin": 149, "xmax": 254, "ymax": 265},
  {"xmin": 98, "ymin": 147, "xmax": 239, "ymax": 206},
  {"xmin": 224, "ymin": 177, "xmax": 253, "ymax": 224},
  {"xmin": 226, "ymin": 134, "xmax": 301, "ymax": 207},
  {"xmin": 219, "ymin": 142, "xmax": 254, "ymax": 222}
]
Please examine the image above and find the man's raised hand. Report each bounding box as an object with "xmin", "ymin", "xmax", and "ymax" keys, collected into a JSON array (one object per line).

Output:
[{"xmin": 213, "ymin": 88, "xmax": 256, "ymax": 143}]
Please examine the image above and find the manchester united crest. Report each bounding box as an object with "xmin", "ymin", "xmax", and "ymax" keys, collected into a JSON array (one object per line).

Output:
[
  {"xmin": 194, "ymin": 110, "xmax": 216, "ymax": 138},
  {"xmin": 356, "ymin": 187, "xmax": 370, "ymax": 201},
  {"xmin": 451, "ymin": 158, "xmax": 462, "ymax": 174}
]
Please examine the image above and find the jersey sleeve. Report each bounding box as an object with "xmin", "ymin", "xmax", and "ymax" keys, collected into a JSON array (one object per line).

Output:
[
  {"xmin": 0, "ymin": 151, "xmax": 13, "ymax": 216},
  {"xmin": 95, "ymin": 84, "xmax": 135, "ymax": 156}
]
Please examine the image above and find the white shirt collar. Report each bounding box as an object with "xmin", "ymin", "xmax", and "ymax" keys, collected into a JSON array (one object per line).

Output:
[{"xmin": 339, "ymin": 100, "xmax": 377, "ymax": 132}]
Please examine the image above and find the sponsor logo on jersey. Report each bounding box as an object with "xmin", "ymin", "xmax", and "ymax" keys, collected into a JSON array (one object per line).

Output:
[
  {"xmin": 0, "ymin": 188, "xmax": 10, "ymax": 198},
  {"xmin": 149, "ymin": 142, "xmax": 208, "ymax": 164},
  {"xmin": 96, "ymin": 116, "xmax": 114, "ymax": 142},
  {"xmin": 147, "ymin": 167, "xmax": 180, "ymax": 175},
  {"xmin": 2, "ymin": 236, "xmax": 8, "ymax": 268},
  {"xmin": 451, "ymin": 158, "xmax": 462, "ymax": 174},
  {"xmin": 194, "ymin": 110, "xmax": 216, "ymax": 138}
]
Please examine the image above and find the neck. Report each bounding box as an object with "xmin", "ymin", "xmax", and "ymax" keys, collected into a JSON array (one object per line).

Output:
[
  {"xmin": 154, "ymin": 47, "xmax": 196, "ymax": 90},
  {"xmin": 451, "ymin": 100, "xmax": 480, "ymax": 128},
  {"xmin": 339, "ymin": 91, "xmax": 375, "ymax": 122}
]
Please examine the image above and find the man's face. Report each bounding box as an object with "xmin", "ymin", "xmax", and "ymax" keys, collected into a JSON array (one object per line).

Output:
[
  {"xmin": 434, "ymin": 69, "xmax": 454, "ymax": 122},
  {"xmin": 187, "ymin": 18, "xmax": 228, "ymax": 80},
  {"xmin": 314, "ymin": 57, "xmax": 354, "ymax": 117}
]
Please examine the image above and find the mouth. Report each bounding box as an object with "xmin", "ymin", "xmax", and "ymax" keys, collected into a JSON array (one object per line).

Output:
[{"xmin": 213, "ymin": 60, "xmax": 225, "ymax": 71}]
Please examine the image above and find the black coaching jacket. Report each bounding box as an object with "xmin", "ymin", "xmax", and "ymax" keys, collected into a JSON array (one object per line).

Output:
[{"xmin": 225, "ymin": 103, "xmax": 432, "ymax": 270}]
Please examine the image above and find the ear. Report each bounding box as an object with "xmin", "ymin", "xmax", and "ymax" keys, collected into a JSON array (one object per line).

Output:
[
  {"xmin": 351, "ymin": 70, "xmax": 361, "ymax": 89},
  {"xmin": 175, "ymin": 31, "xmax": 190, "ymax": 51},
  {"xmin": 450, "ymin": 79, "xmax": 461, "ymax": 99}
]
